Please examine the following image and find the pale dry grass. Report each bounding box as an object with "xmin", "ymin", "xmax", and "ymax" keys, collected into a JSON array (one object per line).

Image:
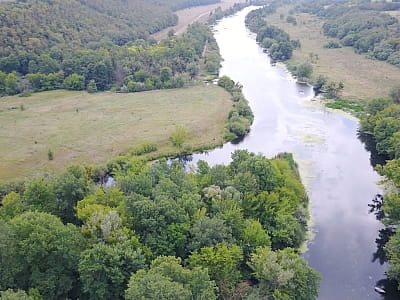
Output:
[
  {"xmin": 0, "ymin": 85, "xmax": 232, "ymax": 180},
  {"xmin": 267, "ymin": 6, "xmax": 400, "ymax": 99}
]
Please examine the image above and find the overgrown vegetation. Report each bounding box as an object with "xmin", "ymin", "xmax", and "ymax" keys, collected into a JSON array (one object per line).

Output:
[
  {"xmin": 245, "ymin": 5, "xmax": 300, "ymax": 62},
  {"xmin": 0, "ymin": 150, "xmax": 320, "ymax": 299},
  {"xmin": 218, "ymin": 76, "xmax": 254, "ymax": 140}
]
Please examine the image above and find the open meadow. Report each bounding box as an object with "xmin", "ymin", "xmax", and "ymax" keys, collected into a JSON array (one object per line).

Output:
[
  {"xmin": 0, "ymin": 85, "xmax": 232, "ymax": 180},
  {"xmin": 267, "ymin": 6, "xmax": 400, "ymax": 100}
]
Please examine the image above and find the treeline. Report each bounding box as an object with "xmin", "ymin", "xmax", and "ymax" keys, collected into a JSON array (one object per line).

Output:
[
  {"xmin": 360, "ymin": 91, "xmax": 400, "ymax": 290},
  {"xmin": 245, "ymin": 5, "xmax": 300, "ymax": 62},
  {"xmin": 218, "ymin": 76, "xmax": 254, "ymax": 140},
  {"xmin": 0, "ymin": 23, "xmax": 220, "ymax": 96},
  {"xmin": 0, "ymin": 150, "xmax": 320, "ymax": 299},
  {"xmin": 0, "ymin": 0, "xmax": 178, "ymax": 56},
  {"xmin": 296, "ymin": 0, "xmax": 400, "ymax": 67}
]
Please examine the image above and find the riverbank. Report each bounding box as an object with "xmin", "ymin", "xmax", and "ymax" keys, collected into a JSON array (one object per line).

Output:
[{"xmin": 0, "ymin": 85, "xmax": 232, "ymax": 180}]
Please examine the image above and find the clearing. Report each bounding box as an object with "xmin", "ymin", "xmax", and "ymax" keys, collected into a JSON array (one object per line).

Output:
[
  {"xmin": 0, "ymin": 85, "xmax": 232, "ymax": 180},
  {"xmin": 266, "ymin": 6, "xmax": 400, "ymax": 99},
  {"xmin": 152, "ymin": 0, "xmax": 246, "ymax": 40}
]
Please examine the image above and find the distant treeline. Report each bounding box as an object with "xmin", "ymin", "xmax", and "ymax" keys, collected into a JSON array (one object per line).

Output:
[
  {"xmin": 245, "ymin": 4, "xmax": 300, "ymax": 62},
  {"xmin": 0, "ymin": 23, "xmax": 221, "ymax": 96},
  {"xmin": 296, "ymin": 0, "xmax": 400, "ymax": 67}
]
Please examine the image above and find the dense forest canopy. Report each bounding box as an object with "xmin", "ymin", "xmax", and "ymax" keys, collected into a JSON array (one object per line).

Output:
[{"xmin": 0, "ymin": 151, "xmax": 321, "ymax": 299}]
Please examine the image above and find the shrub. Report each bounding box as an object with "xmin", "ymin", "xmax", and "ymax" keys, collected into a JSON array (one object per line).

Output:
[
  {"xmin": 170, "ymin": 125, "xmax": 188, "ymax": 147},
  {"xmin": 131, "ymin": 142, "xmax": 158, "ymax": 156}
]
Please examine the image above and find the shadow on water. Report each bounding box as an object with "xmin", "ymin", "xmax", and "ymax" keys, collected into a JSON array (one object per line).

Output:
[
  {"xmin": 358, "ymin": 131, "xmax": 389, "ymax": 167},
  {"xmin": 368, "ymin": 194, "xmax": 400, "ymax": 299}
]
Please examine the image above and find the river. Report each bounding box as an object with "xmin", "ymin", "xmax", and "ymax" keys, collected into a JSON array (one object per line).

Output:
[{"xmin": 185, "ymin": 6, "xmax": 399, "ymax": 299}]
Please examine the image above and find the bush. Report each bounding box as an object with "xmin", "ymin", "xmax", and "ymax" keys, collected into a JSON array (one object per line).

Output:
[
  {"xmin": 170, "ymin": 125, "xmax": 188, "ymax": 147},
  {"xmin": 63, "ymin": 73, "xmax": 85, "ymax": 90},
  {"xmin": 131, "ymin": 142, "xmax": 158, "ymax": 156},
  {"xmin": 323, "ymin": 41, "xmax": 341, "ymax": 49}
]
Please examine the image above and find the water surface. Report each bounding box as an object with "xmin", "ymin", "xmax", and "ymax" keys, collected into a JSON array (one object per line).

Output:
[{"xmin": 188, "ymin": 6, "xmax": 398, "ymax": 299}]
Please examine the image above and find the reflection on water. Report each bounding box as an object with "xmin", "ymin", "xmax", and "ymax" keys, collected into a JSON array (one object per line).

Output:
[{"xmin": 185, "ymin": 6, "xmax": 400, "ymax": 299}]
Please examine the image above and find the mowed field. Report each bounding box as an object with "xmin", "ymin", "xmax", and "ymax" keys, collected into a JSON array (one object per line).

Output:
[
  {"xmin": 0, "ymin": 85, "xmax": 232, "ymax": 180},
  {"xmin": 267, "ymin": 6, "xmax": 400, "ymax": 100}
]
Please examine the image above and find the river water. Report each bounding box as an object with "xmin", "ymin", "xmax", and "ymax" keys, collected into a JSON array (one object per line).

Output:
[{"xmin": 186, "ymin": 6, "xmax": 399, "ymax": 299}]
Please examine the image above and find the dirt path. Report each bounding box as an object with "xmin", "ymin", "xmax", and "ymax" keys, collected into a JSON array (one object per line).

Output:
[{"xmin": 152, "ymin": 0, "xmax": 246, "ymax": 40}]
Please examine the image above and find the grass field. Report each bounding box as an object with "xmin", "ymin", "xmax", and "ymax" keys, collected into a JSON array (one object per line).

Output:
[
  {"xmin": 0, "ymin": 85, "xmax": 232, "ymax": 180},
  {"xmin": 266, "ymin": 6, "xmax": 400, "ymax": 100}
]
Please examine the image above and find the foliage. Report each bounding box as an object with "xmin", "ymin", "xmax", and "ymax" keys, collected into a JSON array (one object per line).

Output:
[
  {"xmin": 130, "ymin": 142, "xmax": 158, "ymax": 156},
  {"xmin": 125, "ymin": 256, "xmax": 217, "ymax": 300},
  {"xmin": 170, "ymin": 125, "xmax": 189, "ymax": 148},
  {"xmin": 218, "ymin": 76, "xmax": 254, "ymax": 140},
  {"xmin": 325, "ymin": 98, "xmax": 364, "ymax": 114},
  {"xmin": 0, "ymin": 150, "xmax": 317, "ymax": 298},
  {"xmin": 248, "ymin": 247, "xmax": 321, "ymax": 299},
  {"xmin": 246, "ymin": 6, "xmax": 298, "ymax": 62},
  {"xmin": 7, "ymin": 212, "xmax": 84, "ymax": 299},
  {"xmin": 79, "ymin": 242, "xmax": 146, "ymax": 300}
]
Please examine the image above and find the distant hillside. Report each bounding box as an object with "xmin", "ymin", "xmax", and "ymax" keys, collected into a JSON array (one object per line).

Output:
[
  {"xmin": 150, "ymin": 0, "xmax": 221, "ymax": 11},
  {"xmin": 0, "ymin": 0, "xmax": 178, "ymax": 56}
]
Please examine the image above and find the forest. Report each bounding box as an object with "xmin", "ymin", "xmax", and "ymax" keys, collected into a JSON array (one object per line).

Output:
[{"xmin": 0, "ymin": 151, "xmax": 320, "ymax": 299}]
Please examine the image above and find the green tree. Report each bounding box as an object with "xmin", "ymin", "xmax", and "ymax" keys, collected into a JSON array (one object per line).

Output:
[
  {"xmin": 188, "ymin": 216, "xmax": 234, "ymax": 251},
  {"xmin": 386, "ymin": 228, "xmax": 400, "ymax": 289},
  {"xmin": 87, "ymin": 79, "xmax": 97, "ymax": 93},
  {"xmin": 0, "ymin": 192, "xmax": 24, "ymax": 220},
  {"xmin": 5, "ymin": 73, "xmax": 18, "ymax": 95},
  {"xmin": 10, "ymin": 212, "xmax": 84, "ymax": 299},
  {"xmin": 63, "ymin": 73, "xmax": 85, "ymax": 90},
  {"xmin": 248, "ymin": 247, "xmax": 320, "ymax": 299},
  {"xmin": 160, "ymin": 66, "xmax": 173, "ymax": 82},
  {"xmin": 23, "ymin": 179, "xmax": 56, "ymax": 213},
  {"xmin": 126, "ymin": 256, "xmax": 217, "ymax": 300},
  {"xmin": 79, "ymin": 242, "xmax": 146, "ymax": 300},
  {"xmin": 0, "ymin": 220, "xmax": 20, "ymax": 291},
  {"xmin": 170, "ymin": 125, "xmax": 188, "ymax": 147},
  {"xmin": 295, "ymin": 62, "xmax": 313, "ymax": 81},
  {"xmin": 53, "ymin": 165, "xmax": 90, "ymax": 223},
  {"xmin": 0, "ymin": 289, "xmax": 34, "ymax": 300},
  {"xmin": 390, "ymin": 85, "xmax": 400, "ymax": 104},
  {"xmin": 189, "ymin": 243, "xmax": 243, "ymax": 295}
]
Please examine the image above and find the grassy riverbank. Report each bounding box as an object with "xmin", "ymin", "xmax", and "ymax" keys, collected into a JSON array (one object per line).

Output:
[
  {"xmin": 0, "ymin": 85, "xmax": 232, "ymax": 180},
  {"xmin": 266, "ymin": 5, "xmax": 400, "ymax": 100}
]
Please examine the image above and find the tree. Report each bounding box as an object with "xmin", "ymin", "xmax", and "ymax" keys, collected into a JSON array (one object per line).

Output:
[
  {"xmin": 390, "ymin": 84, "xmax": 400, "ymax": 104},
  {"xmin": 248, "ymin": 247, "xmax": 320, "ymax": 299},
  {"xmin": 187, "ymin": 62, "xmax": 199, "ymax": 79},
  {"xmin": 87, "ymin": 79, "xmax": 97, "ymax": 93},
  {"xmin": 170, "ymin": 125, "xmax": 188, "ymax": 147},
  {"xmin": 189, "ymin": 243, "xmax": 243, "ymax": 295},
  {"xmin": 79, "ymin": 242, "xmax": 146, "ymax": 300},
  {"xmin": 188, "ymin": 216, "xmax": 234, "ymax": 251},
  {"xmin": 0, "ymin": 289, "xmax": 35, "ymax": 300},
  {"xmin": 295, "ymin": 62, "xmax": 313, "ymax": 81},
  {"xmin": 0, "ymin": 220, "xmax": 20, "ymax": 291},
  {"xmin": 5, "ymin": 73, "xmax": 18, "ymax": 95},
  {"xmin": 10, "ymin": 212, "xmax": 84, "ymax": 299},
  {"xmin": 63, "ymin": 73, "xmax": 85, "ymax": 90},
  {"xmin": 242, "ymin": 219, "xmax": 271, "ymax": 257},
  {"xmin": 160, "ymin": 66, "xmax": 173, "ymax": 82},
  {"xmin": 0, "ymin": 192, "xmax": 24, "ymax": 220},
  {"xmin": 125, "ymin": 256, "xmax": 217, "ymax": 300},
  {"xmin": 53, "ymin": 165, "xmax": 90, "ymax": 224},
  {"xmin": 386, "ymin": 228, "xmax": 400, "ymax": 289},
  {"xmin": 23, "ymin": 179, "xmax": 56, "ymax": 213}
]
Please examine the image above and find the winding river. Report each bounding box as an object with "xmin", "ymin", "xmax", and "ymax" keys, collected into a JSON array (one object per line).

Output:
[{"xmin": 187, "ymin": 6, "xmax": 399, "ymax": 299}]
